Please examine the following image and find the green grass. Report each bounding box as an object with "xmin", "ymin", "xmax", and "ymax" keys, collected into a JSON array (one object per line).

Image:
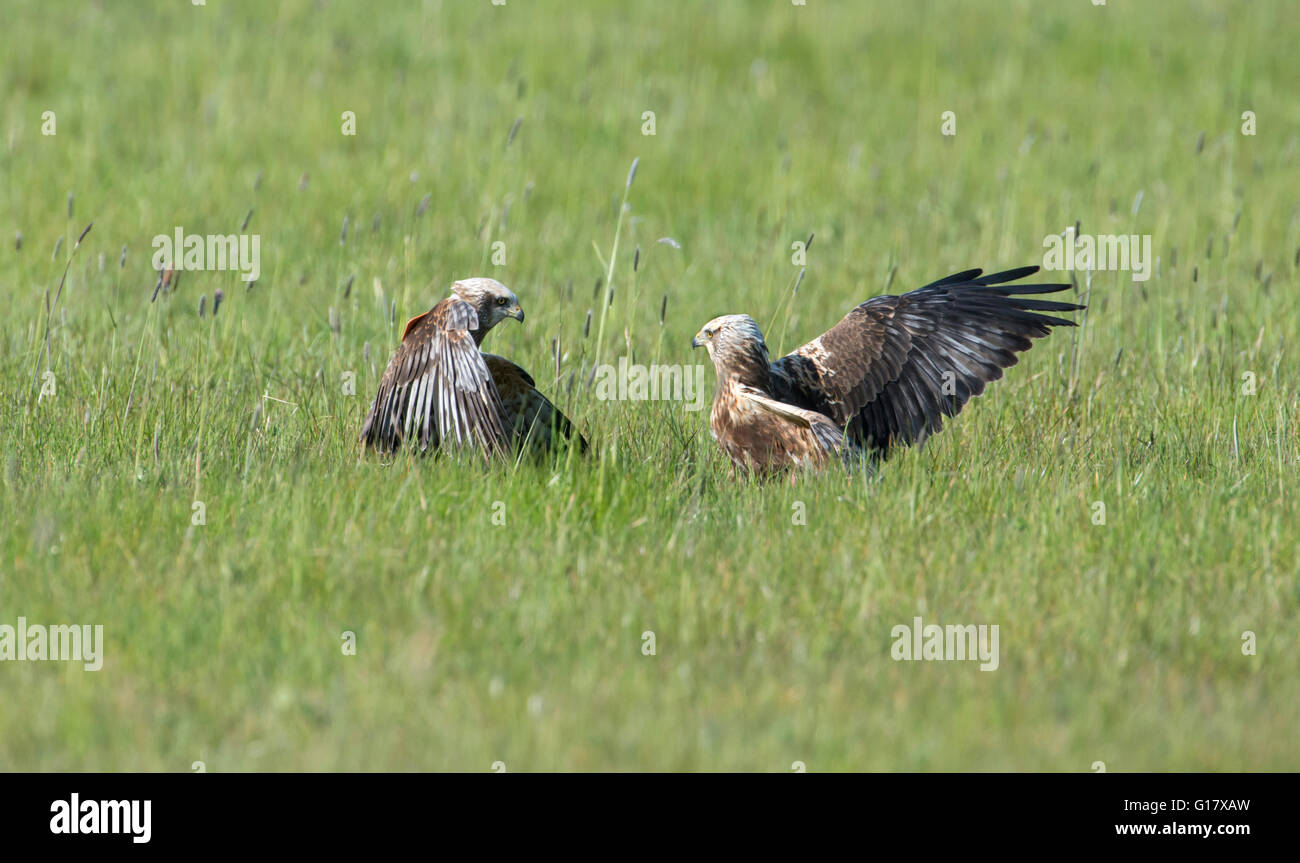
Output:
[{"xmin": 1, "ymin": 0, "xmax": 1296, "ymax": 770}]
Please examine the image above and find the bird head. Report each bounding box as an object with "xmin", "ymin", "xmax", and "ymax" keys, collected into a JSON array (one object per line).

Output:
[
  {"xmin": 692, "ymin": 314, "xmax": 770, "ymax": 381},
  {"xmin": 452, "ymin": 277, "xmax": 525, "ymax": 331}
]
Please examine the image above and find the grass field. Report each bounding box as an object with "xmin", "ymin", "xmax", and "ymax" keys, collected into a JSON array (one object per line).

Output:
[{"xmin": 2, "ymin": 0, "xmax": 1296, "ymax": 771}]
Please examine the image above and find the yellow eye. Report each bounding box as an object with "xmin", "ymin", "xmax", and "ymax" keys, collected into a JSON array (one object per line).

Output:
[{"xmin": 496, "ymin": 297, "xmax": 508, "ymax": 306}]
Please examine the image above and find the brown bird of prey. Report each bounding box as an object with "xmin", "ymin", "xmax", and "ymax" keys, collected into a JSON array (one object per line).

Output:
[
  {"xmin": 692, "ymin": 265, "xmax": 1083, "ymax": 473},
  {"xmin": 360, "ymin": 277, "xmax": 585, "ymax": 458}
]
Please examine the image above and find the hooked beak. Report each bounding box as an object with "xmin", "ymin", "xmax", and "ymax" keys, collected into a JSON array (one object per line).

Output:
[
  {"xmin": 691, "ymin": 331, "xmax": 705, "ymax": 349},
  {"xmin": 509, "ymin": 305, "xmax": 525, "ymax": 323}
]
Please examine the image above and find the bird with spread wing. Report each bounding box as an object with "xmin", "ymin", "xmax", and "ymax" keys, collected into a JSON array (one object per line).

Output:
[
  {"xmin": 692, "ymin": 265, "xmax": 1083, "ymax": 474},
  {"xmin": 360, "ymin": 277, "xmax": 586, "ymax": 459}
]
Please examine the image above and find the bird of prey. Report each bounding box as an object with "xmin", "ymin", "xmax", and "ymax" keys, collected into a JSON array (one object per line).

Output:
[
  {"xmin": 692, "ymin": 265, "xmax": 1083, "ymax": 473},
  {"xmin": 360, "ymin": 277, "xmax": 585, "ymax": 458}
]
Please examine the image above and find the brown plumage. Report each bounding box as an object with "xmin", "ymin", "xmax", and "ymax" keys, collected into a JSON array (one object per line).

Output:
[
  {"xmin": 360, "ymin": 277, "xmax": 586, "ymax": 458},
  {"xmin": 693, "ymin": 265, "xmax": 1084, "ymax": 474}
]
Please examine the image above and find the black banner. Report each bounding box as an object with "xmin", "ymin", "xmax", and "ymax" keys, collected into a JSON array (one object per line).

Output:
[{"xmin": 0, "ymin": 773, "xmax": 1286, "ymax": 850}]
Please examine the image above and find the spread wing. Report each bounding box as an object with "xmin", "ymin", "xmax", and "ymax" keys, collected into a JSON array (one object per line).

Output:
[
  {"xmin": 769, "ymin": 266, "xmax": 1083, "ymax": 454},
  {"xmin": 360, "ymin": 296, "xmax": 509, "ymax": 457},
  {"xmin": 483, "ymin": 354, "xmax": 588, "ymax": 454}
]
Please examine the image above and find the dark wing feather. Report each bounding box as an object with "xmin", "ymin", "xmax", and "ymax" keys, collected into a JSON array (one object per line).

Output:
[
  {"xmin": 483, "ymin": 354, "xmax": 588, "ymax": 454},
  {"xmin": 360, "ymin": 297, "xmax": 509, "ymax": 457},
  {"xmin": 769, "ymin": 265, "xmax": 1083, "ymax": 454}
]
